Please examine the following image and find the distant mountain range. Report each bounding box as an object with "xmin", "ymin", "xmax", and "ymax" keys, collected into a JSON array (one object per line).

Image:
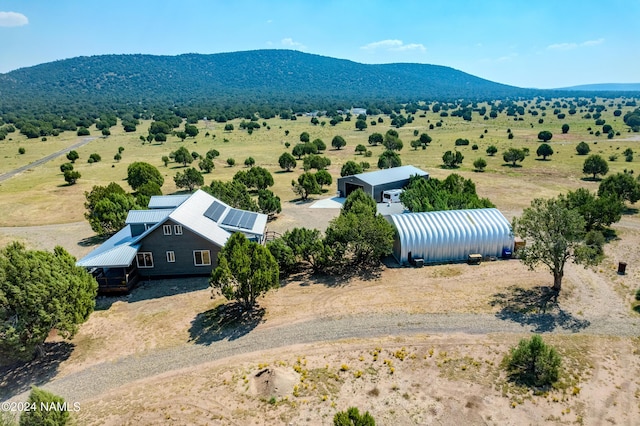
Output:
[
  {"xmin": 557, "ymin": 83, "xmax": 640, "ymax": 92},
  {"xmin": 0, "ymin": 50, "xmax": 637, "ymax": 116},
  {"xmin": 0, "ymin": 50, "xmax": 530, "ymax": 110}
]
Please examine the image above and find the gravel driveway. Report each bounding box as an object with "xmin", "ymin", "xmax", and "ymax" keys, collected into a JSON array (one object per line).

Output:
[{"xmin": 13, "ymin": 309, "xmax": 639, "ymax": 404}]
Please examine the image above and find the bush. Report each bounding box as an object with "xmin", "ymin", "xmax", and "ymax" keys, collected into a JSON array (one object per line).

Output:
[
  {"xmin": 333, "ymin": 407, "xmax": 376, "ymax": 426},
  {"xmin": 454, "ymin": 138, "xmax": 470, "ymax": 146},
  {"xmin": 473, "ymin": 158, "xmax": 487, "ymax": 172},
  {"xmin": 576, "ymin": 141, "xmax": 590, "ymax": 155},
  {"xmin": 0, "ymin": 410, "xmax": 17, "ymax": 426},
  {"xmin": 504, "ymin": 335, "xmax": 561, "ymax": 387},
  {"xmin": 63, "ymin": 170, "xmax": 81, "ymax": 185},
  {"xmin": 18, "ymin": 147, "xmax": 25, "ymax": 154},
  {"xmin": 19, "ymin": 386, "xmax": 71, "ymax": 425}
]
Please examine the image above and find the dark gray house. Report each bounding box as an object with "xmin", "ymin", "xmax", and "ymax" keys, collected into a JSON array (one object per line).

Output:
[
  {"xmin": 337, "ymin": 165, "xmax": 429, "ymax": 201},
  {"xmin": 77, "ymin": 190, "xmax": 268, "ymax": 293}
]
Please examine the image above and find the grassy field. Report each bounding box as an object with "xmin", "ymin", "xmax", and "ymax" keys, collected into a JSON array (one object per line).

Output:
[
  {"xmin": 2, "ymin": 97, "xmax": 640, "ymax": 425},
  {"xmin": 0, "ymin": 97, "xmax": 638, "ymax": 227}
]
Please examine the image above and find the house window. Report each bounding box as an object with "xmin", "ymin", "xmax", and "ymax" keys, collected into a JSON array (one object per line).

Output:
[
  {"xmin": 174, "ymin": 225, "xmax": 183, "ymax": 235},
  {"xmin": 193, "ymin": 250, "xmax": 211, "ymax": 266},
  {"xmin": 166, "ymin": 251, "xmax": 175, "ymax": 263},
  {"xmin": 163, "ymin": 225, "xmax": 172, "ymax": 235},
  {"xmin": 136, "ymin": 252, "xmax": 154, "ymax": 268}
]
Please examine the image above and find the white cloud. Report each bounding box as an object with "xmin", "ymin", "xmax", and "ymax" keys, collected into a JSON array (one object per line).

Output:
[
  {"xmin": 281, "ymin": 38, "xmax": 306, "ymax": 49},
  {"xmin": 547, "ymin": 42, "xmax": 578, "ymax": 51},
  {"xmin": 547, "ymin": 38, "xmax": 604, "ymax": 51},
  {"xmin": 0, "ymin": 11, "xmax": 28, "ymax": 27},
  {"xmin": 361, "ymin": 39, "xmax": 426, "ymax": 52},
  {"xmin": 497, "ymin": 53, "xmax": 518, "ymax": 62},
  {"xmin": 582, "ymin": 38, "xmax": 604, "ymax": 47}
]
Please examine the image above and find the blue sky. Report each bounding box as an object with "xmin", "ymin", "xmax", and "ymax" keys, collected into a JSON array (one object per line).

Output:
[{"xmin": 1, "ymin": 0, "xmax": 638, "ymax": 89}]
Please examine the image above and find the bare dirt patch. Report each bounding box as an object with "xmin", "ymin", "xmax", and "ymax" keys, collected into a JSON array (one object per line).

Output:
[{"xmin": 71, "ymin": 334, "xmax": 640, "ymax": 426}]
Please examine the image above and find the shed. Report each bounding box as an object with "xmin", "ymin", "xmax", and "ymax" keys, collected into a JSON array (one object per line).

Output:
[
  {"xmin": 389, "ymin": 208, "xmax": 514, "ymax": 265},
  {"xmin": 337, "ymin": 165, "xmax": 428, "ymax": 202}
]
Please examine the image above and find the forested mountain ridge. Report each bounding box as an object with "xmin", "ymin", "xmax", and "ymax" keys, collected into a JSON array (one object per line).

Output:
[
  {"xmin": 558, "ymin": 83, "xmax": 640, "ymax": 92},
  {"xmin": 0, "ymin": 50, "xmax": 531, "ymax": 113}
]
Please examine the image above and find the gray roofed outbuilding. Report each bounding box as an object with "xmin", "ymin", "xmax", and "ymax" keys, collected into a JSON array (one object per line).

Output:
[{"xmin": 337, "ymin": 165, "xmax": 428, "ymax": 202}]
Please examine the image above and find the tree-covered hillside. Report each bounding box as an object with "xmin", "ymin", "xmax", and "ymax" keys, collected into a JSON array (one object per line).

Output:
[{"xmin": 0, "ymin": 50, "xmax": 529, "ymax": 116}]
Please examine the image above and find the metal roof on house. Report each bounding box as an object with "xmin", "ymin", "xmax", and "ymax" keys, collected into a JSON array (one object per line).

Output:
[
  {"xmin": 147, "ymin": 194, "xmax": 190, "ymax": 209},
  {"xmin": 347, "ymin": 165, "xmax": 428, "ymax": 186},
  {"xmin": 76, "ymin": 225, "xmax": 140, "ymax": 268},
  {"xmin": 168, "ymin": 190, "xmax": 233, "ymax": 247},
  {"xmin": 76, "ymin": 190, "xmax": 269, "ymax": 270},
  {"xmin": 196, "ymin": 191, "xmax": 268, "ymax": 236},
  {"xmin": 125, "ymin": 209, "xmax": 173, "ymax": 224}
]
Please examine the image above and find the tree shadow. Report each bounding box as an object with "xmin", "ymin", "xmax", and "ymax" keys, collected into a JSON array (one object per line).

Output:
[
  {"xmin": 278, "ymin": 263, "xmax": 383, "ymax": 289},
  {"xmin": 318, "ymin": 262, "xmax": 384, "ymax": 286},
  {"xmin": 489, "ymin": 285, "xmax": 590, "ymax": 333},
  {"xmin": 0, "ymin": 342, "xmax": 74, "ymax": 400},
  {"xmin": 77, "ymin": 234, "xmax": 108, "ymax": 248},
  {"xmin": 288, "ymin": 198, "xmax": 316, "ymax": 205},
  {"xmin": 188, "ymin": 303, "xmax": 265, "ymax": 345},
  {"xmin": 501, "ymin": 163, "xmax": 523, "ymax": 168},
  {"xmin": 623, "ymin": 207, "xmax": 639, "ymax": 216},
  {"xmin": 602, "ymin": 228, "xmax": 619, "ymax": 242},
  {"xmin": 580, "ymin": 177, "xmax": 602, "ymax": 182}
]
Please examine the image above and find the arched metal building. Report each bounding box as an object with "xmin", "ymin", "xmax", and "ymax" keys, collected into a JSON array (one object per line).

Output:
[{"xmin": 389, "ymin": 208, "xmax": 514, "ymax": 265}]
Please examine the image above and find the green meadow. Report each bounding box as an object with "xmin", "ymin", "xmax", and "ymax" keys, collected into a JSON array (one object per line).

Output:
[{"xmin": 0, "ymin": 98, "xmax": 637, "ymax": 227}]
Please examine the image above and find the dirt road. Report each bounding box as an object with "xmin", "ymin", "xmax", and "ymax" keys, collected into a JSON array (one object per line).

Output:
[
  {"xmin": 0, "ymin": 137, "xmax": 96, "ymax": 183},
  {"xmin": 11, "ymin": 305, "xmax": 637, "ymax": 405}
]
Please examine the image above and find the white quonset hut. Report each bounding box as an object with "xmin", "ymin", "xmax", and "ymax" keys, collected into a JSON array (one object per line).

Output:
[{"xmin": 389, "ymin": 208, "xmax": 514, "ymax": 265}]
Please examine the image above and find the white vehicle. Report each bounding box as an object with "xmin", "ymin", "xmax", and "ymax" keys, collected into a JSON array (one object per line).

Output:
[{"xmin": 382, "ymin": 189, "xmax": 403, "ymax": 203}]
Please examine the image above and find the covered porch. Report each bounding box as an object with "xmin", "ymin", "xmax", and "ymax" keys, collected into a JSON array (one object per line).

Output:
[{"xmin": 91, "ymin": 265, "xmax": 140, "ymax": 293}]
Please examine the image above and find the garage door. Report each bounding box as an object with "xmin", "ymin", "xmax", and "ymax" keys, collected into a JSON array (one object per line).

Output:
[{"xmin": 344, "ymin": 183, "xmax": 364, "ymax": 197}]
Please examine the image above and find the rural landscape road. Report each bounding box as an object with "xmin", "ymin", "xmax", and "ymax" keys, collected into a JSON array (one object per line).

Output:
[
  {"xmin": 28, "ymin": 310, "xmax": 640, "ymax": 404},
  {"xmin": 0, "ymin": 137, "xmax": 96, "ymax": 182}
]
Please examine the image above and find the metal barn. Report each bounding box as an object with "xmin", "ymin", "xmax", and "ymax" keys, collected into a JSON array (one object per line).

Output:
[
  {"xmin": 337, "ymin": 165, "xmax": 428, "ymax": 202},
  {"xmin": 389, "ymin": 208, "xmax": 514, "ymax": 265}
]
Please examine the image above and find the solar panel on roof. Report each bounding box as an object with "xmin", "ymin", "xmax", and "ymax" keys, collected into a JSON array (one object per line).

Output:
[
  {"xmin": 239, "ymin": 212, "xmax": 257, "ymax": 229},
  {"xmin": 221, "ymin": 209, "xmax": 240, "ymax": 226},
  {"xmin": 203, "ymin": 201, "xmax": 226, "ymax": 222},
  {"xmin": 221, "ymin": 208, "xmax": 258, "ymax": 230}
]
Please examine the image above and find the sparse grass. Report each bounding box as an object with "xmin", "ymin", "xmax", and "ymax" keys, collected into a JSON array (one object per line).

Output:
[{"xmin": 1, "ymin": 99, "xmax": 638, "ymax": 226}]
